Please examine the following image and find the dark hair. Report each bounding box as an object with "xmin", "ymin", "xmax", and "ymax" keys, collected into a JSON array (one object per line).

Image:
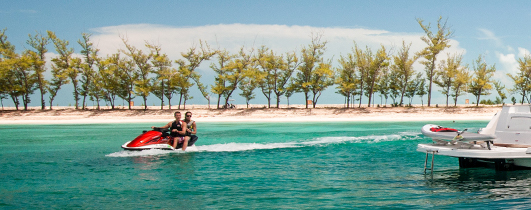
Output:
[
  {"xmin": 174, "ymin": 111, "xmax": 181, "ymax": 116},
  {"xmin": 185, "ymin": 111, "xmax": 192, "ymax": 116}
]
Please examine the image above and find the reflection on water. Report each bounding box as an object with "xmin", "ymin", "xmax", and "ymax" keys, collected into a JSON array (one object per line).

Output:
[
  {"xmin": 426, "ymin": 168, "xmax": 531, "ymax": 200},
  {"xmin": 129, "ymin": 152, "xmax": 197, "ymax": 181}
]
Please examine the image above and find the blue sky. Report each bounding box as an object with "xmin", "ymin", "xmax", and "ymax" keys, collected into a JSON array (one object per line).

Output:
[{"xmin": 2, "ymin": 0, "xmax": 531, "ymax": 107}]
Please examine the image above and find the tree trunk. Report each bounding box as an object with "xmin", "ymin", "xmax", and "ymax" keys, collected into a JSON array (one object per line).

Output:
[
  {"xmin": 40, "ymin": 87, "xmax": 45, "ymax": 110},
  {"xmin": 276, "ymin": 95, "xmax": 280, "ymax": 108},
  {"xmin": 217, "ymin": 94, "xmax": 221, "ymax": 109},
  {"xmin": 359, "ymin": 80, "xmax": 364, "ymax": 108},
  {"xmin": 143, "ymin": 96, "xmax": 148, "ymax": 110},
  {"xmin": 304, "ymin": 91, "xmax": 309, "ymax": 109},
  {"xmin": 178, "ymin": 92, "xmax": 183, "ymax": 110},
  {"xmin": 427, "ymin": 59, "xmax": 435, "ymax": 107},
  {"xmin": 476, "ymin": 89, "xmax": 482, "ymax": 106}
]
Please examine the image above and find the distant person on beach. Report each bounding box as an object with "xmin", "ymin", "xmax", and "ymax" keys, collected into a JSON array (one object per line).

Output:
[
  {"xmin": 151, "ymin": 111, "xmax": 190, "ymax": 150},
  {"xmin": 183, "ymin": 111, "xmax": 199, "ymax": 146}
]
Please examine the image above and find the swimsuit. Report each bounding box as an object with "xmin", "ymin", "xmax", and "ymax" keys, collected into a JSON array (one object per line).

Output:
[
  {"xmin": 170, "ymin": 120, "xmax": 185, "ymax": 143},
  {"xmin": 185, "ymin": 120, "xmax": 195, "ymax": 136}
]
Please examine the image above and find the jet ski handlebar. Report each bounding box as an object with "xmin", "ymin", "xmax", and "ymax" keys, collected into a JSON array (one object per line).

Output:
[{"xmin": 153, "ymin": 127, "xmax": 170, "ymax": 133}]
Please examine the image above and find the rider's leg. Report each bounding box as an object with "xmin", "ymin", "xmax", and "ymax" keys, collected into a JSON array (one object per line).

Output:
[
  {"xmin": 172, "ymin": 137, "xmax": 178, "ymax": 149},
  {"xmin": 182, "ymin": 136, "xmax": 190, "ymax": 151}
]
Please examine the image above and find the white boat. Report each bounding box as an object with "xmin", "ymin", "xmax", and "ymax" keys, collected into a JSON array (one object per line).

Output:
[{"xmin": 418, "ymin": 105, "xmax": 531, "ymax": 171}]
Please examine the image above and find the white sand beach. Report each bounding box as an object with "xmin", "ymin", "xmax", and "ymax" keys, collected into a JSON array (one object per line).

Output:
[{"xmin": 0, "ymin": 104, "xmax": 501, "ymax": 124}]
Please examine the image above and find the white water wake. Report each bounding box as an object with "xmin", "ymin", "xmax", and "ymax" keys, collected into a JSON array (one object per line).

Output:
[{"xmin": 107, "ymin": 131, "xmax": 421, "ymax": 157}]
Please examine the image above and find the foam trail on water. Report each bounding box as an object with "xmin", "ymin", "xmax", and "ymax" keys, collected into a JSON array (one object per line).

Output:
[
  {"xmin": 108, "ymin": 132, "xmax": 421, "ymax": 156},
  {"xmin": 195, "ymin": 142, "xmax": 301, "ymax": 152},
  {"xmin": 303, "ymin": 132, "xmax": 421, "ymax": 145}
]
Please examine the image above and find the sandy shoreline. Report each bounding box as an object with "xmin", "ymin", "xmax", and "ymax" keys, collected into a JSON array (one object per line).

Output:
[{"xmin": 0, "ymin": 105, "xmax": 501, "ymax": 124}]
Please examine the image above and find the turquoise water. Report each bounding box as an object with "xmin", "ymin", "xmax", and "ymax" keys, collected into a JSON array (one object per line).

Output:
[{"xmin": 2, "ymin": 121, "xmax": 531, "ymax": 209}]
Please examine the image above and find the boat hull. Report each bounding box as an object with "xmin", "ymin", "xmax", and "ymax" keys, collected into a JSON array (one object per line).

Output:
[
  {"xmin": 418, "ymin": 106, "xmax": 531, "ymax": 171},
  {"xmin": 417, "ymin": 143, "xmax": 531, "ymax": 168}
]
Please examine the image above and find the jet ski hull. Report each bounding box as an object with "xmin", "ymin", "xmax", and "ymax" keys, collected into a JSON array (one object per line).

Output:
[{"xmin": 121, "ymin": 129, "xmax": 198, "ymax": 150}]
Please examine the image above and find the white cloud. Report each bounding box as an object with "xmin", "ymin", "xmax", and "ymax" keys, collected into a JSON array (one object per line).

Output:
[
  {"xmin": 518, "ymin": 47, "xmax": 530, "ymax": 57},
  {"xmin": 478, "ymin": 28, "xmax": 503, "ymax": 47},
  {"xmin": 81, "ymin": 24, "xmax": 468, "ymax": 105},
  {"xmin": 90, "ymin": 23, "xmax": 465, "ymax": 68},
  {"xmin": 496, "ymin": 52, "xmax": 518, "ymax": 75},
  {"xmin": 494, "ymin": 47, "xmax": 531, "ymax": 76}
]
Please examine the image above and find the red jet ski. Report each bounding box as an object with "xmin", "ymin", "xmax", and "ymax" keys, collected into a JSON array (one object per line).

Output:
[{"xmin": 121, "ymin": 127, "xmax": 198, "ymax": 150}]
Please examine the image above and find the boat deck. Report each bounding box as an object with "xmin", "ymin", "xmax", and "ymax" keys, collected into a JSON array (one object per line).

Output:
[{"xmin": 417, "ymin": 143, "xmax": 531, "ymax": 159}]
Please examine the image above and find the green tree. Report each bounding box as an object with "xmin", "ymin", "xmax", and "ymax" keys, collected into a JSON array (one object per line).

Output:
[
  {"xmin": 175, "ymin": 40, "xmax": 216, "ymax": 109},
  {"xmin": 352, "ymin": 44, "xmax": 370, "ymax": 108},
  {"xmin": 0, "ymin": 89, "xmax": 7, "ymax": 110},
  {"xmin": 49, "ymin": 31, "xmax": 80, "ymax": 109},
  {"xmin": 310, "ymin": 61, "xmax": 334, "ymax": 108},
  {"xmin": 433, "ymin": 53, "xmax": 463, "ymax": 106},
  {"xmin": 416, "ymin": 16, "xmax": 454, "ymax": 107},
  {"xmin": 451, "ymin": 64, "xmax": 470, "ymax": 106},
  {"xmin": 387, "ymin": 69, "xmax": 401, "ymax": 106},
  {"xmin": 174, "ymin": 64, "xmax": 193, "ymax": 109},
  {"xmin": 223, "ymin": 47, "xmax": 256, "ymax": 108},
  {"xmin": 275, "ymin": 52, "xmax": 300, "ymax": 108},
  {"xmin": 377, "ymin": 67, "xmax": 391, "ymax": 106},
  {"xmin": 96, "ymin": 55, "xmax": 120, "ymax": 109},
  {"xmin": 14, "ymin": 52, "xmax": 38, "ymax": 110},
  {"xmin": 1, "ymin": 45, "xmax": 38, "ymax": 111},
  {"xmin": 256, "ymin": 47, "xmax": 299, "ymax": 108},
  {"xmin": 507, "ymin": 54, "xmax": 531, "ymax": 104},
  {"xmin": 113, "ymin": 53, "xmax": 137, "ymax": 109},
  {"xmin": 416, "ymin": 78, "xmax": 427, "ymax": 106},
  {"xmin": 239, "ymin": 68, "xmax": 263, "ymax": 108},
  {"xmin": 292, "ymin": 33, "xmax": 330, "ymax": 108},
  {"xmin": 69, "ymin": 57, "xmax": 84, "ymax": 108},
  {"xmin": 47, "ymin": 58, "xmax": 69, "ymax": 110},
  {"xmin": 88, "ymin": 64, "xmax": 104, "ymax": 109},
  {"xmin": 335, "ymin": 53, "xmax": 358, "ymax": 108},
  {"xmin": 0, "ymin": 29, "xmax": 22, "ymax": 110},
  {"xmin": 164, "ymin": 67, "xmax": 183, "ymax": 109},
  {"xmin": 365, "ymin": 45, "xmax": 389, "ymax": 107},
  {"xmin": 147, "ymin": 43, "xmax": 172, "ymax": 109},
  {"xmin": 405, "ymin": 73, "xmax": 424, "ymax": 106},
  {"xmin": 47, "ymin": 31, "xmax": 74, "ymax": 109},
  {"xmin": 121, "ymin": 37, "xmax": 152, "ymax": 110},
  {"xmin": 26, "ymin": 31, "xmax": 49, "ymax": 110},
  {"xmin": 468, "ymin": 55, "xmax": 496, "ymax": 106},
  {"xmin": 78, "ymin": 33, "xmax": 98, "ymax": 109},
  {"xmin": 210, "ymin": 49, "xmax": 233, "ymax": 109},
  {"xmin": 391, "ymin": 41, "xmax": 418, "ymax": 106},
  {"xmin": 256, "ymin": 46, "xmax": 280, "ymax": 108},
  {"xmin": 285, "ymin": 81, "xmax": 296, "ymax": 107},
  {"xmin": 493, "ymin": 80, "xmax": 507, "ymax": 105}
]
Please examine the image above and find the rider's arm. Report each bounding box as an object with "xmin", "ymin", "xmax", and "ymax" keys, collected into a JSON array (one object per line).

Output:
[
  {"xmin": 191, "ymin": 122, "xmax": 197, "ymax": 135},
  {"xmin": 152, "ymin": 122, "xmax": 171, "ymax": 129},
  {"xmin": 178, "ymin": 122, "xmax": 188, "ymax": 135}
]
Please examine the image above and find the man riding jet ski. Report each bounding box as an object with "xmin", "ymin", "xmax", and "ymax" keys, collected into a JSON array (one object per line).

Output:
[{"xmin": 122, "ymin": 111, "xmax": 198, "ymax": 151}]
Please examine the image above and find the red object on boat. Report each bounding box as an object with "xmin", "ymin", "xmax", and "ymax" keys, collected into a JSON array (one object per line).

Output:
[{"xmin": 430, "ymin": 127, "xmax": 458, "ymax": 132}]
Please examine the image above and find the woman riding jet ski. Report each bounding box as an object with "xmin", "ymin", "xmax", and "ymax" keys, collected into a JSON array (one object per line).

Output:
[
  {"xmin": 121, "ymin": 127, "xmax": 198, "ymax": 151},
  {"xmin": 122, "ymin": 111, "xmax": 198, "ymax": 151}
]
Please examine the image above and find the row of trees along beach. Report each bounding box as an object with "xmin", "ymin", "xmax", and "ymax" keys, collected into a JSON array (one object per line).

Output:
[{"xmin": 1, "ymin": 17, "xmax": 526, "ymax": 111}]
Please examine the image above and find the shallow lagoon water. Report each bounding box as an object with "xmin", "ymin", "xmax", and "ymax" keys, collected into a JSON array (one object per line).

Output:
[{"xmin": 1, "ymin": 121, "xmax": 531, "ymax": 209}]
